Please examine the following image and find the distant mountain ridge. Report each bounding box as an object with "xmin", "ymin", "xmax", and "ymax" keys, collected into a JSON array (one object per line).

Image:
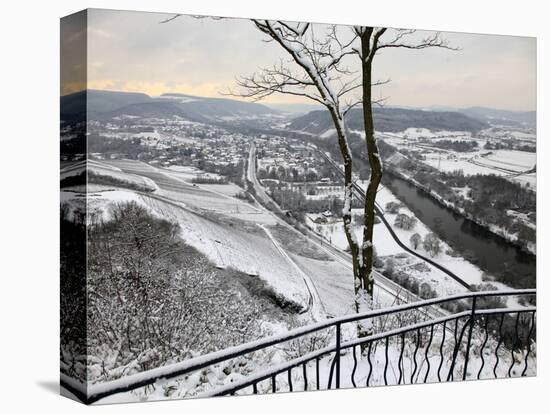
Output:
[
  {"xmin": 61, "ymin": 90, "xmax": 534, "ymax": 132},
  {"xmin": 60, "ymin": 89, "xmax": 278, "ymax": 122},
  {"xmin": 287, "ymin": 107, "xmax": 489, "ymax": 135},
  {"xmin": 458, "ymin": 107, "xmax": 536, "ymax": 128}
]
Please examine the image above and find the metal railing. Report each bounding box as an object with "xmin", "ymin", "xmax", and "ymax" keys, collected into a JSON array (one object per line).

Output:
[{"xmin": 62, "ymin": 289, "xmax": 536, "ymax": 404}]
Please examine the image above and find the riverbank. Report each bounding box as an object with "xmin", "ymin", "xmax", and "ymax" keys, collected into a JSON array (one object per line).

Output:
[
  {"xmin": 381, "ymin": 171, "xmax": 535, "ymax": 289},
  {"xmin": 385, "ymin": 166, "xmax": 536, "ymax": 256}
]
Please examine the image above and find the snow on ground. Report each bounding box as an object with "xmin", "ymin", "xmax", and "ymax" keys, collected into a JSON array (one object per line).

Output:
[
  {"xmin": 200, "ymin": 183, "xmax": 242, "ymax": 197},
  {"xmin": 60, "ymin": 190, "xmax": 86, "ymax": 221},
  {"xmin": 290, "ymin": 253, "xmax": 354, "ymax": 316},
  {"xmin": 158, "ymin": 183, "xmax": 255, "ymax": 214},
  {"xmin": 487, "ymin": 128, "xmax": 536, "ymax": 142},
  {"xmin": 306, "ymin": 184, "xmax": 488, "ymax": 296},
  {"xmin": 101, "ymin": 159, "xmax": 158, "ymax": 173},
  {"xmin": 371, "ymin": 186, "xmax": 487, "ymax": 288},
  {"xmin": 165, "ymin": 165, "xmax": 224, "ymax": 181},
  {"xmin": 417, "ymin": 148, "xmax": 536, "ymax": 191},
  {"xmin": 87, "ymin": 159, "xmax": 159, "ymax": 192},
  {"xmin": 60, "ymin": 160, "xmax": 87, "ymax": 179},
  {"xmin": 423, "ymin": 149, "xmax": 536, "ymax": 190},
  {"xmin": 512, "ymin": 173, "xmax": 536, "ymax": 190},
  {"xmin": 88, "ymin": 159, "xmax": 368, "ymax": 317},
  {"xmin": 60, "ymin": 188, "xmax": 152, "ymax": 223},
  {"xmin": 390, "ymin": 128, "xmax": 472, "ymax": 140},
  {"xmin": 452, "ymin": 186, "xmax": 472, "ymax": 201},
  {"xmin": 138, "ymin": 194, "xmax": 312, "ymax": 311},
  {"xmin": 484, "ymin": 150, "xmax": 536, "ymax": 171},
  {"xmin": 64, "ymin": 159, "xmax": 312, "ymax": 311},
  {"xmin": 320, "ymin": 128, "xmax": 336, "ymax": 138},
  {"xmin": 96, "ymin": 311, "xmax": 535, "ymax": 404},
  {"xmin": 104, "ymin": 160, "xmax": 275, "ymax": 224},
  {"xmin": 70, "ymin": 157, "xmax": 537, "ymax": 404},
  {"xmin": 379, "ymin": 131, "xmax": 536, "ymax": 191},
  {"xmin": 423, "ymin": 155, "xmax": 500, "ymax": 175},
  {"xmin": 155, "ymin": 178, "xmax": 273, "ymax": 223}
]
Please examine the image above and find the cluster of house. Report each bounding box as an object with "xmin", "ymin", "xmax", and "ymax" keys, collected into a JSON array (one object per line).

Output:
[
  {"xmin": 194, "ymin": 136, "xmax": 248, "ymax": 167},
  {"xmin": 94, "ymin": 116, "xmax": 250, "ymax": 168},
  {"xmin": 256, "ymin": 137, "xmax": 322, "ymax": 181}
]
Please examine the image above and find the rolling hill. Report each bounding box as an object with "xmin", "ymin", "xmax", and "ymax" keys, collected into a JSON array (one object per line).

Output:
[
  {"xmin": 287, "ymin": 107, "xmax": 489, "ymax": 136},
  {"xmin": 459, "ymin": 107, "xmax": 536, "ymax": 128}
]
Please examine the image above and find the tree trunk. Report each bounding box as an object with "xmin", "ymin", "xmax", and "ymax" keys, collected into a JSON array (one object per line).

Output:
[
  {"xmin": 327, "ymin": 109, "xmax": 364, "ymax": 303},
  {"xmin": 359, "ymin": 29, "xmax": 383, "ymax": 302}
]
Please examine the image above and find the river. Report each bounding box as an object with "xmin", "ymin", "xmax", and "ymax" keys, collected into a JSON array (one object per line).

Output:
[{"xmin": 382, "ymin": 173, "xmax": 536, "ymax": 289}]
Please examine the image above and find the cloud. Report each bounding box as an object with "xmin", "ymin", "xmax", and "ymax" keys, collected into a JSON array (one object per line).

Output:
[
  {"xmin": 87, "ymin": 79, "xmax": 227, "ymax": 98},
  {"xmin": 81, "ymin": 10, "xmax": 536, "ymax": 111}
]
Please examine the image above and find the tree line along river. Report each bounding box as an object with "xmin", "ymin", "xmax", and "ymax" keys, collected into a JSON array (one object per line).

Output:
[{"xmin": 382, "ymin": 173, "xmax": 536, "ymax": 289}]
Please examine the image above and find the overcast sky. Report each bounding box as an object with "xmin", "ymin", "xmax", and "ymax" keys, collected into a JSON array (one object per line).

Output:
[{"xmin": 62, "ymin": 9, "xmax": 536, "ymax": 111}]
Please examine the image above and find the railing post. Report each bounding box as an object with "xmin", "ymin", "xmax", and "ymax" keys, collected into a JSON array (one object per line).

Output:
[
  {"xmin": 462, "ymin": 296, "xmax": 477, "ymax": 380},
  {"xmin": 335, "ymin": 322, "xmax": 341, "ymax": 389}
]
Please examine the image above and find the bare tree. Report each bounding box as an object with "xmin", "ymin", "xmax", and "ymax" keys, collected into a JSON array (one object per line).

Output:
[
  {"xmin": 350, "ymin": 27, "xmax": 456, "ymax": 311},
  {"xmin": 423, "ymin": 232, "xmax": 442, "ymax": 257},
  {"xmin": 394, "ymin": 213, "xmax": 417, "ymax": 230},
  {"xmin": 410, "ymin": 232, "xmax": 422, "ymax": 250},
  {"xmin": 233, "ymin": 20, "xmax": 372, "ymax": 315},
  {"xmin": 234, "ymin": 21, "xmax": 455, "ymax": 319}
]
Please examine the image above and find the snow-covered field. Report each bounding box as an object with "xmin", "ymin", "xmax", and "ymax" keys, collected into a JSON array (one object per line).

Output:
[
  {"xmin": 422, "ymin": 149, "xmax": 535, "ymax": 175},
  {"xmin": 140, "ymin": 194, "xmax": 313, "ymax": 311},
  {"xmin": 422, "ymin": 148, "xmax": 535, "ymax": 190},
  {"xmin": 69, "ymin": 183, "xmax": 313, "ymax": 313},
  {"xmin": 103, "ymin": 160, "xmax": 273, "ymax": 223},
  {"xmin": 374, "ymin": 187, "xmax": 491, "ymax": 287},
  {"xmin": 483, "ymin": 150, "xmax": 536, "ymax": 171},
  {"xmin": 62, "ymin": 159, "xmax": 160, "ymax": 192},
  {"xmin": 289, "ymin": 253, "xmax": 354, "ymax": 316},
  {"xmin": 165, "ymin": 165, "xmax": 223, "ymax": 180},
  {"xmin": 90, "ymin": 160, "xmax": 159, "ymax": 191},
  {"xmin": 78, "ymin": 159, "xmax": 359, "ymax": 318},
  {"xmin": 378, "ymin": 128, "xmax": 537, "ymax": 191},
  {"xmin": 423, "ymin": 155, "xmax": 496, "ymax": 175},
  {"xmin": 389, "ymin": 128, "xmax": 473, "ymax": 140},
  {"xmin": 63, "ymin": 159, "xmax": 320, "ymax": 313}
]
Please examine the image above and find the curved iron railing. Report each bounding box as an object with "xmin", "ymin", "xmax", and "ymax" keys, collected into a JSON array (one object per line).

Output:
[{"xmin": 62, "ymin": 289, "xmax": 536, "ymax": 404}]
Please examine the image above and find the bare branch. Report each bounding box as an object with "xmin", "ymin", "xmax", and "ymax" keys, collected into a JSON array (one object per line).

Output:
[
  {"xmin": 342, "ymin": 99, "xmax": 362, "ymax": 116},
  {"xmin": 377, "ymin": 30, "xmax": 460, "ymax": 52},
  {"xmin": 244, "ymin": 20, "xmax": 364, "ymax": 109},
  {"xmin": 159, "ymin": 14, "xmax": 182, "ymax": 24}
]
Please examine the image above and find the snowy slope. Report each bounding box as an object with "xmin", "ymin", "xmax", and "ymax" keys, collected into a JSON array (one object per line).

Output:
[{"xmin": 139, "ymin": 194, "xmax": 312, "ymax": 311}]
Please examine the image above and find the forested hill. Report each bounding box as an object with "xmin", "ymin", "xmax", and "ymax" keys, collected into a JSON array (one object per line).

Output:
[
  {"xmin": 287, "ymin": 107, "xmax": 489, "ymax": 135},
  {"xmin": 60, "ymin": 89, "xmax": 278, "ymax": 122}
]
